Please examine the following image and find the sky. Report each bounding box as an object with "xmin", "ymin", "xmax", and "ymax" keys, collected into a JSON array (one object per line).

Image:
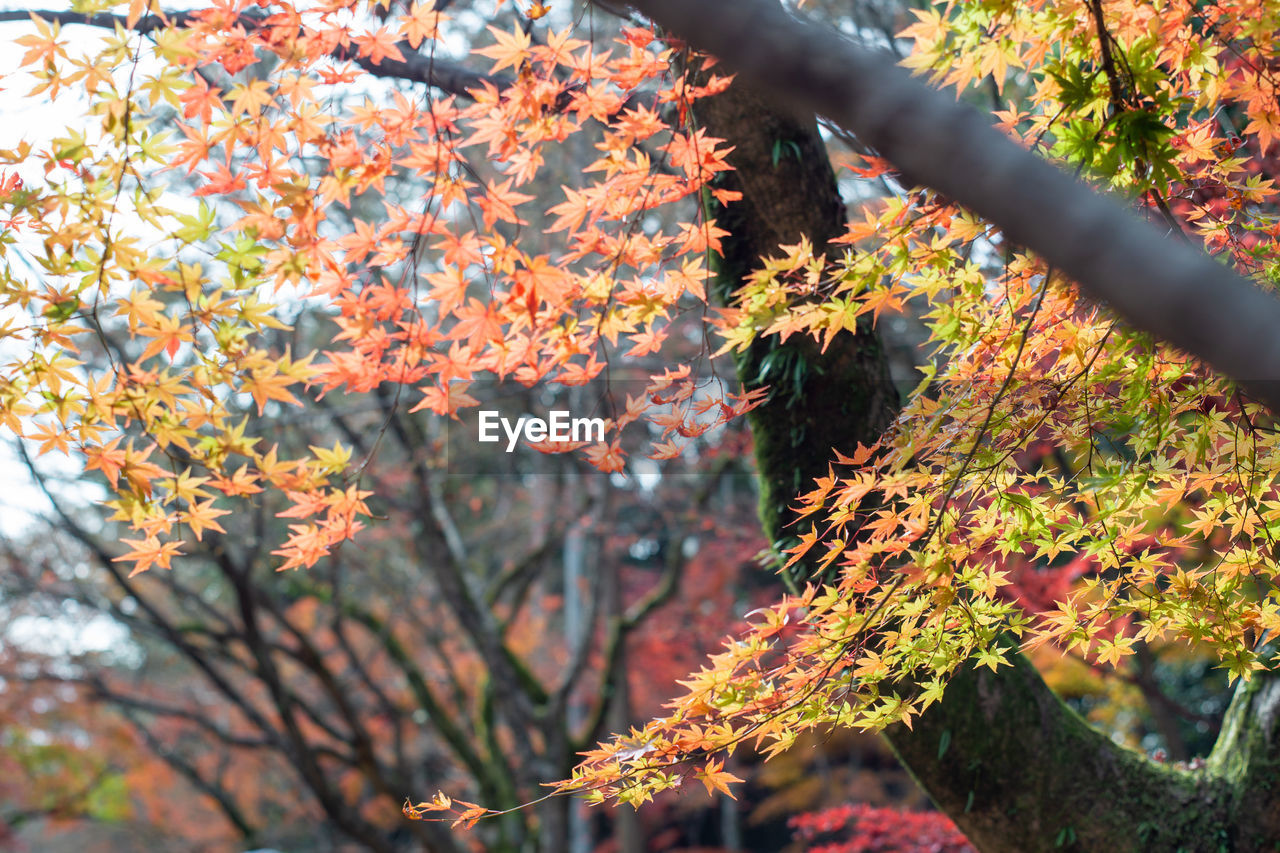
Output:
[{"xmin": 0, "ymin": 7, "xmax": 175, "ymax": 656}]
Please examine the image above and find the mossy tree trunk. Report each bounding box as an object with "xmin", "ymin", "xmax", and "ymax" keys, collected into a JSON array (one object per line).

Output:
[
  {"xmin": 687, "ymin": 56, "xmax": 898, "ymax": 570},
  {"xmin": 691, "ymin": 22, "xmax": 1280, "ymax": 851},
  {"xmin": 885, "ymin": 638, "xmax": 1280, "ymax": 852}
]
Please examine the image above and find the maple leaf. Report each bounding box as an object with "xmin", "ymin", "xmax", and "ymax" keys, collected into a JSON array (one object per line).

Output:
[
  {"xmin": 476, "ymin": 177, "xmax": 534, "ymax": 229},
  {"xmin": 583, "ymin": 440, "xmax": 626, "ymax": 473},
  {"xmin": 474, "ymin": 25, "xmax": 532, "ymax": 74},
  {"xmin": 206, "ymin": 465, "xmax": 260, "ymax": 499},
  {"xmin": 450, "ymin": 300, "xmax": 505, "ymax": 350},
  {"xmin": 182, "ymin": 500, "xmax": 230, "ymax": 541},
  {"xmin": 545, "ymin": 186, "xmax": 595, "ymax": 234},
  {"xmin": 179, "ymin": 76, "xmax": 224, "ymax": 123},
  {"xmin": 171, "ymin": 123, "xmax": 215, "ymax": 174},
  {"xmin": 408, "ymin": 381, "xmax": 480, "ymax": 417},
  {"xmin": 398, "ymin": 4, "xmax": 442, "ymax": 49},
  {"xmin": 194, "ymin": 163, "xmax": 248, "ymax": 197},
  {"xmin": 228, "ymin": 79, "xmax": 275, "ymax": 117},
  {"xmin": 137, "ymin": 313, "xmax": 194, "ymax": 362},
  {"xmin": 115, "ymin": 536, "xmax": 184, "ymax": 576},
  {"xmin": 512, "ymin": 254, "xmax": 571, "ymax": 310},
  {"xmin": 663, "ymin": 129, "xmax": 734, "ymax": 180},
  {"xmin": 648, "ymin": 438, "xmax": 684, "ymax": 459},
  {"xmin": 695, "ymin": 759, "xmax": 743, "ymax": 798},
  {"xmin": 271, "ymin": 523, "xmax": 331, "ymax": 570},
  {"xmin": 355, "ymin": 27, "xmax": 407, "ymax": 66},
  {"xmin": 16, "ymin": 15, "xmax": 65, "ymax": 67},
  {"xmin": 83, "ymin": 438, "xmax": 128, "ymax": 488},
  {"xmin": 243, "ymin": 366, "xmax": 302, "ymax": 414},
  {"xmin": 625, "ymin": 325, "xmax": 668, "ymax": 357}
]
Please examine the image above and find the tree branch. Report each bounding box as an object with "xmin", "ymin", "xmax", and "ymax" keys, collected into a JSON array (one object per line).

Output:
[
  {"xmin": 885, "ymin": 637, "xmax": 1232, "ymax": 851},
  {"xmin": 623, "ymin": 0, "xmax": 1280, "ymax": 411},
  {"xmin": 121, "ymin": 707, "xmax": 259, "ymax": 840},
  {"xmin": 0, "ymin": 9, "xmax": 500, "ymax": 100}
]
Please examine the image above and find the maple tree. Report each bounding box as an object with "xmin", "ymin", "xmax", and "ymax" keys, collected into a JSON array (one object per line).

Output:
[{"xmin": 5, "ymin": 0, "xmax": 1280, "ymax": 849}]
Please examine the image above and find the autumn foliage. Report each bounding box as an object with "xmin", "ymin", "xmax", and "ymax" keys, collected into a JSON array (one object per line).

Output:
[
  {"xmin": 789, "ymin": 803, "xmax": 973, "ymax": 853},
  {"xmin": 1, "ymin": 0, "xmax": 758, "ymax": 579},
  {"xmin": 4, "ymin": 0, "xmax": 1280, "ymax": 834}
]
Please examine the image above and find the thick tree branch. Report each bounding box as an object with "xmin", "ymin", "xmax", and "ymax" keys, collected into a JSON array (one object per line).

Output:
[
  {"xmin": 223, "ymin": 559, "xmax": 404, "ymax": 853},
  {"xmin": 15, "ymin": 445, "xmax": 290, "ymax": 754},
  {"xmin": 340, "ymin": 599, "xmax": 519, "ymax": 807},
  {"xmin": 1207, "ymin": 667, "xmax": 1280, "ymax": 843},
  {"xmin": 624, "ymin": 0, "xmax": 1280, "ymax": 411},
  {"xmin": 885, "ymin": 639, "xmax": 1241, "ymax": 852}
]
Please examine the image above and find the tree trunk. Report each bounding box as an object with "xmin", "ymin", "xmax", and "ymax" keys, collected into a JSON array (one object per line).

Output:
[{"xmin": 688, "ymin": 54, "xmax": 897, "ymax": 572}]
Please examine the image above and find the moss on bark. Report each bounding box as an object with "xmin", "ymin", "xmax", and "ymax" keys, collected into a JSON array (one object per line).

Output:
[{"xmin": 883, "ymin": 641, "xmax": 1252, "ymax": 852}]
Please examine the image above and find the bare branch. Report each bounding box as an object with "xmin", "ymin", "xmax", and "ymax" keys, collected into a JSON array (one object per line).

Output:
[{"xmin": 122, "ymin": 707, "xmax": 259, "ymax": 839}]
